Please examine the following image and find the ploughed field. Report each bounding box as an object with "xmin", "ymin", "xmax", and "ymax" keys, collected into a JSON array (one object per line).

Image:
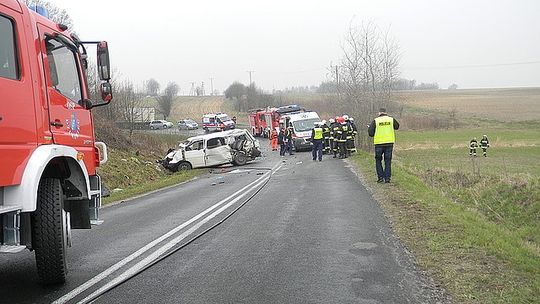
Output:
[{"xmin": 396, "ymin": 87, "xmax": 540, "ymax": 122}]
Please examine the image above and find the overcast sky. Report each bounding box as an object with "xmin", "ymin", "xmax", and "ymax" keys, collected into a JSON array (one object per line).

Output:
[{"xmin": 49, "ymin": 0, "xmax": 540, "ymax": 93}]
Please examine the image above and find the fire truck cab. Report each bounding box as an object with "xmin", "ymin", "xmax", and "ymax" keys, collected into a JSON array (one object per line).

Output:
[
  {"xmin": 248, "ymin": 108, "xmax": 268, "ymax": 137},
  {"xmin": 0, "ymin": 0, "xmax": 112, "ymax": 284},
  {"xmin": 248, "ymin": 105, "xmax": 304, "ymax": 138}
]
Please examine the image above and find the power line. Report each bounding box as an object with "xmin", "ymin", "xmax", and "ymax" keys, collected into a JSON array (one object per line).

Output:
[{"xmin": 404, "ymin": 60, "xmax": 540, "ymax": 70}]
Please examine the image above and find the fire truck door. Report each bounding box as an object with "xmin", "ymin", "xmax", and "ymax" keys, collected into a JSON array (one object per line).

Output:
[
  {"xmin": 265, "ymin": 114, "xmax": 273, "ymax": 132},
  {"xmin": 0, "ymin": 8, "xmax": 37, "ymax": 185},
  {"xmin": 38, "ymin": 26, "xmax": 94, "ymax": 160}
]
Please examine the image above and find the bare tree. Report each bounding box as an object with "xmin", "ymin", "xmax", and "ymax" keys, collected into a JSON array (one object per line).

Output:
[
  {"xmin": 144, "ymin": 78, "xmax": 160, "ymax": 96},
  {"xmin": 23, "ymin": 0, "xmax": 74, "ymax": 29},
  {"xmin": 334, "ymin": 20, "xmax": 400, "ymax": 149},
  {"xmin": 114, "ymin": 80, "xmax": 144, "ymax": 138},
  {"xmin": 157, "ymin": 82, "xmax": 178, "ymax": 120}
]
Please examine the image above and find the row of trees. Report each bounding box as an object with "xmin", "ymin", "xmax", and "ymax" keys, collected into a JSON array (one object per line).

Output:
[{"xmin": 224, "ymin": 82, "xmax": 280, "ymax": 112}]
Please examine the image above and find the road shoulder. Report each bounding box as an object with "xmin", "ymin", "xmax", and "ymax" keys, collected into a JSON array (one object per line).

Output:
[{"xmin": 344, "ymin": 156, "xmax": 452, "ymax": 303}]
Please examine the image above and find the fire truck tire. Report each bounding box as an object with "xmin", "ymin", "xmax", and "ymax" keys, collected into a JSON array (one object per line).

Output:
[
  {"xmin": 233, "ymin": 152, "xmax": 248, "ymax": 166},
  {"xmin": 32, "ymin": 178, "xmax": 68, "ymax": 285}
]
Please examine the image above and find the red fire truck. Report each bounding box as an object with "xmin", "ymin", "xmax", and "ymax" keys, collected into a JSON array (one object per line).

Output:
[
  {"xmin": 0, "ymin": 0, "xmax": 112, "ymax": 284},
  {"xmin": 248, "ymin": 108, "xmax": 268, "ymax": 137},
  {"xmin": 248, "ymin": 105, "xmax": 304, "ymax": 137}
]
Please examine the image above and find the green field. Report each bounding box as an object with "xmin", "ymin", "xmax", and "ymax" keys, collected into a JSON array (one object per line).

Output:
[{"xmin": 350, "ymin": 89, "xmax": 540, "ymax": 303}]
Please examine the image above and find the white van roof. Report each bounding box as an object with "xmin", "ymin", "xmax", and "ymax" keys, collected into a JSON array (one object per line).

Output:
[
  {"xmin": 282, "ymin": 111, "xmax": 320, "ymax": 121},
  {"xmin": 203, "ymin": 113, "xmax": 229, "ymax": 118},
  {"xmin": 186, "ymin": 129, "xmax": 251, "ymax": 142}
]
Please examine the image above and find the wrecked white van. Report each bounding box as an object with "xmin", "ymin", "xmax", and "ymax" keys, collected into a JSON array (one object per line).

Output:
[{"xmin": 162, "ymin": 129, "xmax": 261, "ymax": 171}]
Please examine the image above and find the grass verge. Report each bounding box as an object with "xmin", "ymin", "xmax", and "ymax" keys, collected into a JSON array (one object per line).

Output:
[
  {"xmin": 350, "ymin": 151, "xmax": 539, "ymax": 303},
  {"xmin": 98, "ymin": 148, "xmax": 203, "ymax": 205},
  {"xmin": 102, "ymin": 169, "xmax": 201, "ymax": 205}
]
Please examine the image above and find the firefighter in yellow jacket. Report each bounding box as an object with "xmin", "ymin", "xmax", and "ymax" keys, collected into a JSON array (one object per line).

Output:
[{"xmin": 368, "ymin": 108, "xmax": 400, "ymax": 183}]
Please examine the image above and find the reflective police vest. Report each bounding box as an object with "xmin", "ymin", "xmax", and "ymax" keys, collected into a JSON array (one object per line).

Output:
[
  {"xmin": 313, "ymin": 127, "xmax": 323, "ymax": 140},
  {"xmin": 373, "ymin": 116, "xmax": 395, "ymax": 144}
]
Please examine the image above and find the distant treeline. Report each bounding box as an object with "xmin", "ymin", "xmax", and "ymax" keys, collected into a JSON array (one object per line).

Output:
[{"xmin": 317, "ymin": 78, "xmax": 440, "ymax": 93}]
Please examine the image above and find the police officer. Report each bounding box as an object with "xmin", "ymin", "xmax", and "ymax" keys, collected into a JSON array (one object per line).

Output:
[
  {"xmin": 480, "ymin": 134, "xmax": 490, "ymax": 157},
  {"xmin": 469, "ymin": 137, "xmax": 478, "ymax": 157},
  {"xmin": 321, "ymin": 120, "xmax": 331, "ymax": 154},
  {"xmin": 311, "ymin": 122, "xmax": 324, "ymax": 161},
  {"xmin": 368, "ymin": 108, "xmax": 400, "ymax": 183}
]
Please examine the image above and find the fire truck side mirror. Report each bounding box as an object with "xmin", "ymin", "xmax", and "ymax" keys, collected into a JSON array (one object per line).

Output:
[
  {"xmin": 97, "ymin": 41, "xmax": 111, "ymax": 81},
  {"xmin": 100, "ymin": 82, "xmax": 113, "ymax": 103}
]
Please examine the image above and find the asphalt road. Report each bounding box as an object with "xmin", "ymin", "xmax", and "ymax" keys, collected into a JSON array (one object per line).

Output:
[{"xmin": 0, "ymin": 138, "xmax": 445, "ymax": 304}]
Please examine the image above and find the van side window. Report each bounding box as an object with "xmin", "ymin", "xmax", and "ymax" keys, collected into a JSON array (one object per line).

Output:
[
  {"xmin": 207, "ymin": 138, "xmax": 225, "ymax": 149},
  {"xmin": 45, "ymin": 37, "xmax": 82, "ymax": 103},
  {"xmin": 0, "ymin": 15, "xmax": 18, "ymax": 80},
  {"xmin": 187, "ymin": 140, "xmax": 203, "ymax": 151}
]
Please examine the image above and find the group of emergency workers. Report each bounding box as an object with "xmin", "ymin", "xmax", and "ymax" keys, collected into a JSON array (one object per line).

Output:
[
  {"xmin": 310, "ymin": 115, "xmax": 358, "ymax": 161},
  {"xmin": 273, "ymin": 107, "xmax": 399, "ymax": 184}
]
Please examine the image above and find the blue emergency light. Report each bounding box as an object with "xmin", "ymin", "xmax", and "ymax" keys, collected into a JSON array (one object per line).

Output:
[{"xmin": 28, "ymin": 4, "xmax": 49, "ymax": 19}]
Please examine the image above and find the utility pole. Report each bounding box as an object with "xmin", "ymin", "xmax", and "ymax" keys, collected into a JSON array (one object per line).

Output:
[
  {"xmin": 334, "ymin": 65, "xmax": 340, "ymax": 101},
  {"xmin": 246, "ymin": 70, "xmax": 255, "ymax": 86},
  {"xmin": 189, "ymin": 82, "xmax": 195, "ymax": 96},
  {"xmin": 210, "ymin": 77, "xmax": 214, "ymax": 96}
]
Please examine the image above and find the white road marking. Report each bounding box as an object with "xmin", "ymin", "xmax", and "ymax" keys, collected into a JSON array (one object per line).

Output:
[
  {"xmin": 53, "ymin": 163, "xmax": 281, "ymax": 304},
  {"xmin": 78, "ymin": 174, "xmax": 273, "ymax": 304}
]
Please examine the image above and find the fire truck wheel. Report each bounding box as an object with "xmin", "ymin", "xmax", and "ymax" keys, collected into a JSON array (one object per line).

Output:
[
  {"xmin": 32, "ymin": 178, "xmax": 68, "ymax": 285},
  {"xmin": 233, "ymin": 152, "xmax": 248, "ymax": 166}
]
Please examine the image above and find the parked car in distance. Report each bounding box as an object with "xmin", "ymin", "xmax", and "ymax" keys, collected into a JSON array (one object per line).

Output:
[
  {"xmin": 177, "ymin": 119, "xmax": 199, "ymax": 130},
  {"xmin": 149, "ymin": 120, "xmax": 173, "ymax": 129}
]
